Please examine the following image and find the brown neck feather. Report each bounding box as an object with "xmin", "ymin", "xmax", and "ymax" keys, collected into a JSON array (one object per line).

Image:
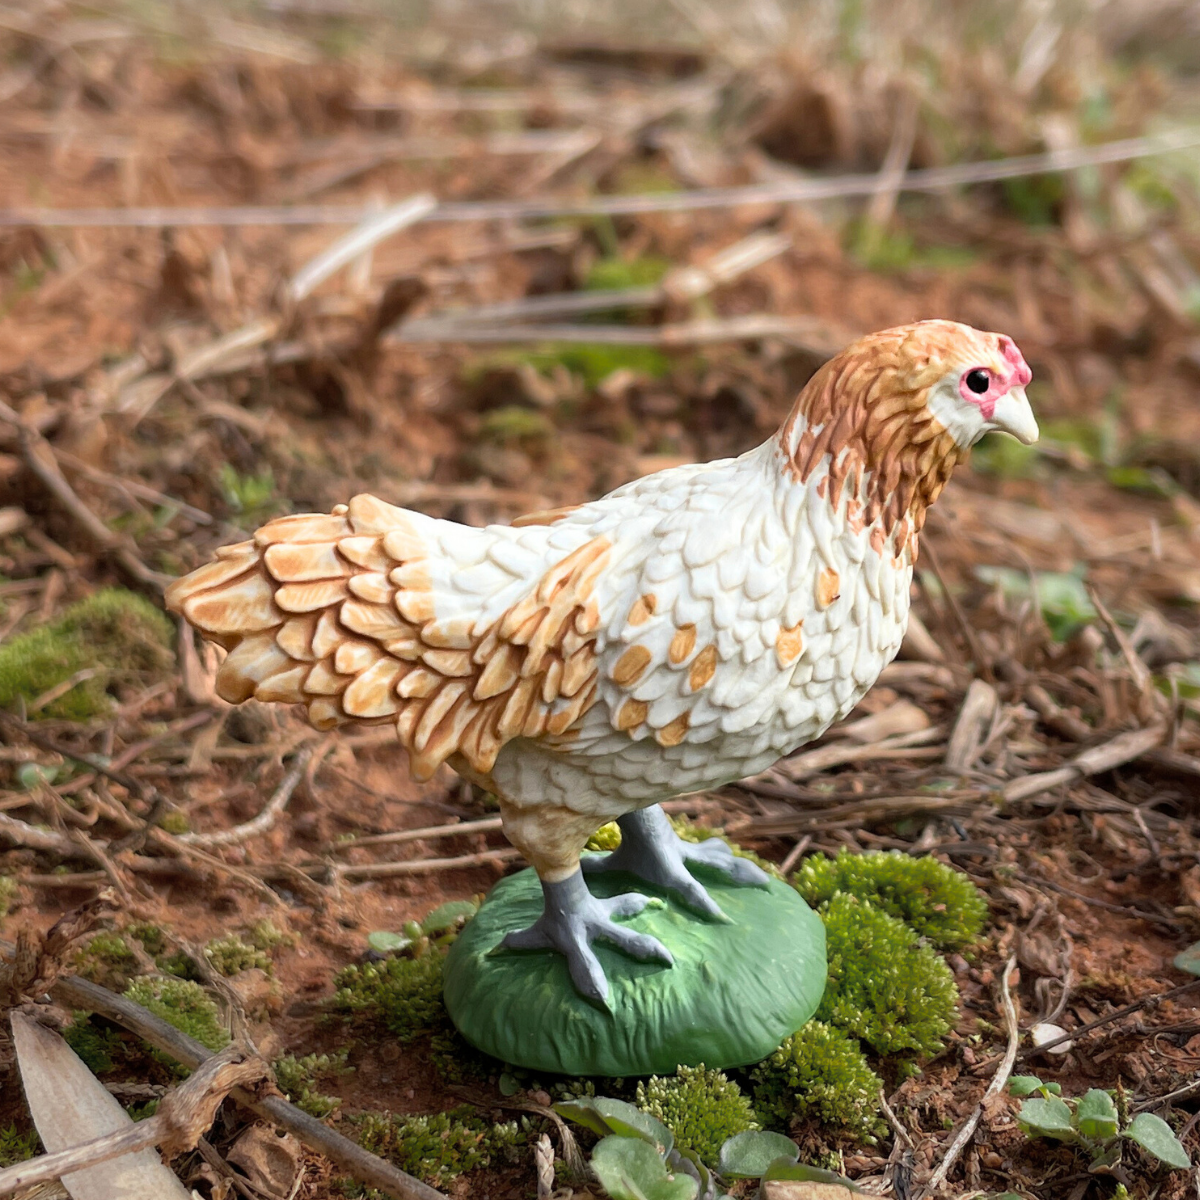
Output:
[{"xmin": 777, "ymin": 341, "xmax": 962, "ymax": 541}]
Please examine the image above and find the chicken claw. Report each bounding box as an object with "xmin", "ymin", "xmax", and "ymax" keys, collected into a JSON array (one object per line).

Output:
[
  {"xmin": 583, "ymin": 804, "xmax": 771, "ymax": 920},
  {"xmin": 499, "ymin": 869, "xmax": 672, "ymax": 1006}
]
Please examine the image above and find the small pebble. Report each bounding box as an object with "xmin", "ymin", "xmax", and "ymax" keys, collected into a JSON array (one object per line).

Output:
[{"xmin": 532, "ymin": 1090, "xmax": 552, "ymax": 1107}]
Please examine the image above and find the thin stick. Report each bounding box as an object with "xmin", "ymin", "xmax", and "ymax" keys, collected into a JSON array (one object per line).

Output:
[
  {"xmin": 287, "ymin": 193, "xmax": 436, "ymax": 303},
  {"xmin": 335, "ymin": 846, "xmax": 521, "ymax": 880},
  {"xmin": 329, "ymin": 815, "xmax": 503, "ymax": 852},
  {"xmin": 778, "ymin": 834, "xmax": 812, "ymax": 876},
  {"xmin": 46, "ymin": 975, "xmax": 445, "ymax": 1200},
  {"xmin": 1002, "ymin": 723, "xmax": 1166, "ymax": 803},
  {"xmin": 178, "ymin": 745, "xmax": 314, "ymax": 848},
  {"xmin": 923, "ymin": 954, "xmax": 1019, "ymax": 1195},
  {"xmin": 1015, "ymin": 977, "xmax": 1200, "ymax": 1059},
  {"xmin": 0, "ymin": 1042, "xmax": 265, "ymax": 1196},
  {"xmin": 4, "ymin": 128, "xmax": 1197, "ymax": 227},
  {"xmin": 390, "ymin": 313, "xmax": 853, "ymax": 351}
]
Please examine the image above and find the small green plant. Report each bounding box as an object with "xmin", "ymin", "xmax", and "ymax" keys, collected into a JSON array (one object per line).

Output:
[
  {"xmin": 124, "ymin": 977, "xmax": 229, "ymax": 1052},
  {"xmin": 355, "ymin": 1107, "xmax": 523, "ymax": 1187},
  {"xmin": 974, "ymin": 566, "xmax": 1097, "ymax": 642},
  {"xmin": 64, "ymin": 1016, "xmax": 126, "ymax": 1075},
  {"xmin": 0, "ymin": 589, "xmax": 174, "ymax": 720},
  {"xmin": 246, "ymin": 919, "xmax": 292, "ymax": 952},
  {"xmin": 522, "ymin": 343, "xmax": 671, "ymax": 387},
  {"xmin": 794, "ymin": 849, "xmax": 988, "ymax": 950},
  {"xmin": 332, "ymin": 948, "xmax": 446, "ymax": 1041},
  {"xmin": 556, "ymin": 1096, "xmax": 861, "ymax": 1200},
  {"xmin": 218, "ymin": 463, "xmax": 278, "ymax": 519},
  {"xmin": 970, "ymin": 431, "xmax": 1040, "ymax": 479},
  {"xmin": 751, "ymin": 1021, "xmax": 884, "ymax": 1140},
  {"xmin": 205, "ymin": 933, "xmax": 273, "ymax": 977},
  {"xmin": 273, "ymin": 1051, "xmax": 349, "ymax": 1119},
  {"xmin": 636, "ymin": 1065, "xmax": 759, "ymax": 1169},
  {"xmin": 585, "ymin": 254, "xmax": 671, "ymax": 291},
  {"xmin": 0, "ymin": 873, "xmax": 17, "ymax": 920},
  {"xmin": 817, "ymin": 894, "xmax": 959, "ymax": 1057},
  {"xmin": 73, "ymin": 931, "xmax": 140, "ymax": 992},
  {"xmin": 0, "ymin": 1125, "xmax": 39, "ymax": 1168},
  {"xmin": 1001, "ymin": 173, "xmax": 1066, "ymax": 226},
  {"xmin": 1011, "ymin": 1077, "xmax": 1191, "ymax": 1171}
]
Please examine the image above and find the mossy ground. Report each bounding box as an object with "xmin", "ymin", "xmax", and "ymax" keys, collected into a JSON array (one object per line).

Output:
[
  {"xmin": 331, "ymin": 846, "xmax": 984, "ymax": 1169},
  {"xmin": 0, "ymin": 588, "xmax": 173, "ymax": 720}
]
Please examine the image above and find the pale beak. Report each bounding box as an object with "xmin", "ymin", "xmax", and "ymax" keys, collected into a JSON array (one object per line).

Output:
[{"xmin": 989, "ymin": 385, "xmax": 1039, "ymax": 444}]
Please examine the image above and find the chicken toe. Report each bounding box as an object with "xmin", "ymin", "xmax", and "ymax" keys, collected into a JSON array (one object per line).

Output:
[
  {"xmin": 499, "ymin": 869, "xmax": 672, "ymax": 1006},
  {"xmin": 583, "ymin": 804, "xmax": 771, "ymax": 919}
]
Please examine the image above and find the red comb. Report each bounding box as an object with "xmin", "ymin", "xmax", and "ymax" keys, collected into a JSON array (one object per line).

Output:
[{"xmin": 999, "ymin": 336, "xmax": 1032, "ymax": 387}]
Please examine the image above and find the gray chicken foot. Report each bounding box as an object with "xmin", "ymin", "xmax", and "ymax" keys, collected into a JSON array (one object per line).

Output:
[
  {"xmin": 499, "ymin": 869, "xmax": 673, "ymax": 1006},
  {"xmin": 582, "ymin": 804, "xmax": 771, "ymax": 920}
]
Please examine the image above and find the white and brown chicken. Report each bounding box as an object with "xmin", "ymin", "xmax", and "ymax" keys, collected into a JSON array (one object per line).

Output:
[{"xmin": 167, "ymin": 319, "xmax": 1037, "ymax": 1003}]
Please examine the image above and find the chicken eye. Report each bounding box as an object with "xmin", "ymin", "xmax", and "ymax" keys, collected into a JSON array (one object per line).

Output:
[{"xmin": 965, "ymin": 368, "xmax": 990, "ymax": 395}]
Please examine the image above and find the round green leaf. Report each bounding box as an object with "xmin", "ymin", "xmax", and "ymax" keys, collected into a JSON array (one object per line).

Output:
[
  {"xmin": 420, "ymin": 899, "xmax": 478, "ymax": 934},
  {"xmin": 591, "ymin": 1135, "xmax": 699, "ymax": 1200},
  {"xmin": 1016, "ymin": 1096, "xmax": 1075, "ymax": 1140},
  {"xmin": 1008, "ymin": 1076, "xmax": 1046, "ymax": 1097},
  {"xmin": 717, "ymin": 1131, "xmax": 800, "ymax": 1178},
  {"xmin": 1125, "ymin": 1113, "xmax": 1191, "ymax": 1169},
  {"xmin": 555, "ymin": 1097, "xmax": 673, "ymax": 1155},
  {"xmin": 761, "ymin": 1157, "xmax": 864, "ymax": 1191},
  {"xmin": 1076, "ymin": 1090, "xmax": 1118, "ymax": 1141},
  {"xmin": 366, "ymin": 930, "xmax": 412, "ymax": 954}
]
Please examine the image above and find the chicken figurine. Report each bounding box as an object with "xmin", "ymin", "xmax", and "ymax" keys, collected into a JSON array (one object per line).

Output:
[{"xmin": 166, "ymin": 319, "xmax": 1037, "ymax": 1006}]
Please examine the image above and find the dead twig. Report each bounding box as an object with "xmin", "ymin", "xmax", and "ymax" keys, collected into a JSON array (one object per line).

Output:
[
  {"xmin": 178, "ymin": 745, "xmax": 316, "ymax": 848},
  {"xmin": 1014, "ymin": 977, "xmax": 1200, "ymax": 1060},
  {"xmin": 0, "ymin": 1036, "xmax": 269, "ymax": 1196},
  {"xmin": 1002, "ymin": 723, "xmax": 1167, "ymax": 803},
  {"xmin": 923, "ymin": 954, "xmax": 1019, "ymax": 1196},
  {"xmin": 0, "ymin": 398, "xmax": 166, "ymax": 588},
  {"xmin": 5, "ymin": 128, "xmax": 1200, "ymax": 226},
  {"xmin": 45, "ymin": 975, "xmax": 445, "ymax": 1200}
]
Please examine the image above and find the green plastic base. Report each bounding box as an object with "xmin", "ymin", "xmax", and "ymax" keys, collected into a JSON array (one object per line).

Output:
[{"xmin": 443, "ymin": 866, "xmax": 826, "ymax": 1076}]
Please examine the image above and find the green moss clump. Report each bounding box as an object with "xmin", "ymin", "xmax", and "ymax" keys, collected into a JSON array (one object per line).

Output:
[
  {"xmin": 246, "ymin": 919, "xmax": 291, "ymax": 951},
  {"xmin": 355, "ymin": 1107, "xmax": 523, "ymax": 1187},
  {"xmin": 205, "ymin": 933, "xmax": 273, "ymax": 977},
  {"xmin": 523, "ymin": 344, "xmax": 670, "ymax": 387},
  {"xmin": 64, "ymin": 1014, "xmax": 126, "ymax": 1074},
  {"xmin": 794, "ymin": 849, "xmax": 987, "ymax": 950},
  {"xmin": 0, "ymin": 588, "xmax": 174, "ymax": 720},
  {"xmin": 274, "ymin": 1051, "xmax": 348, "ymax": 1119},
  {"xmin": 816, "ymin": 895, "xmax": 958, "ymax": 1057},
  {"xmin": 332, "ymin": 950, "xmax": 445, "ymax": 1041},
  {"xmin": 0, "ymin": 873, "xmax": 16, "ymax": 919},
  {"xmin": 751, "ymin": 1021, "xmax": 883, "ymax": 1140},
  {"xmin": 0, "ymin": 1125, "xmax": 39, "ymax": 1168},
  {"xmin": 74, "ymin": 931, "xmax": 139, "ymax": 992},
  {"xmin": 123, "ymin": 977, "xmax": 229, "ymax": 1052},
  {"xmin": 584, "ymin": 255, "xmax": 671, "ymax": 291},
  {"xmin": 636, "ymin": 1064, "xmax": 759, "ymax": 1167}
]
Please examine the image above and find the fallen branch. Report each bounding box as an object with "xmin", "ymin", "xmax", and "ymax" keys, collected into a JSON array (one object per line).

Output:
[
  {"xmin": 1002, "ymin": 724, "xmax": 1167, "ymax": 803},
  {"xmin": 4, "ymin": 128, "xmax": 1199, "ymax": 226},
  {"xmin": 329, "ymin": 815, "xmax": 503, "ymax": 852},
  {"xmin": 46, "ymin": 975, "xmax": 445, "ymax": 1200},
  {"xmin": 0, "ymin": 398, "xmax": 166, "ymax": 588},
  {"xmin": 178, "ymin": 745, "xmax": 315, "ymax": 848},
  {"xmin": 390, "ymin": 313, "xmax": 855, "ymax": 355},
  {"xmin": 923, "ymin": 954, "xmax": 1019, "ymax": 1196},
  {"xmin": 0, "ymin": 1039, "xmax": 268, "ymax": 1196}
]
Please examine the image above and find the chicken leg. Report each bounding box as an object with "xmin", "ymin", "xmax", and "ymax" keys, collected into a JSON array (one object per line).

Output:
[
  {"xmin": 582, "ymin": 804, "xmax": 771, "ymax": 919},
  {"xmin": 497, "ymin": 801, "xmax": 673, "ymax": 1006}
]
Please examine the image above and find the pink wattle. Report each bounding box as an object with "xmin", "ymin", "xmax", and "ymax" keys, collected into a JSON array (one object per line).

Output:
[{"xmin": 959, "ymin": 335, "xmax": 1032, "ymax": 418}]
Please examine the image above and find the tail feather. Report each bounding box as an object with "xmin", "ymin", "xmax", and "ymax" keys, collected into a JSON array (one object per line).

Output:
[{"xmin": 166, "ymin": 495, "xmax": 609, "ymax": 778}]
